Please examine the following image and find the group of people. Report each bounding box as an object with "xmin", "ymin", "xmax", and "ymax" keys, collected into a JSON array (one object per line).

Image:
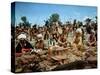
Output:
[{"xmin": 15, "ymin": 20, "xmax": 97, "ymax": 54}]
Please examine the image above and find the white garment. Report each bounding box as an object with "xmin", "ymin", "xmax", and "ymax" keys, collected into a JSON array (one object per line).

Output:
[
  {"xmin": 37, "ymin": 34, "xmax": 43, "ymax": 38},
  {"xmin": 76, "ymin": 28, "xmax": 82, "ymax": 34},
  {"xmin": 17, "ymin": 33, "xmax": 27, "ymax": 39}
]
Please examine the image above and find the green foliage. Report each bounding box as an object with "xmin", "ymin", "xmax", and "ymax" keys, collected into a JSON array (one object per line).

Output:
[
  {"xmin": 85, "ymin": 18, "xmax": 91, "ymax": 24},
  {"xmin": 49, "ymin": 13, "xmax": 60, "ymax": 22},
  {"xmin": 21, "ymin": 16, "xmax": 27, "ymax": 23},
  {"xmin": 19, "ymin": 16, "xmax": 31, "ymax": 27}
]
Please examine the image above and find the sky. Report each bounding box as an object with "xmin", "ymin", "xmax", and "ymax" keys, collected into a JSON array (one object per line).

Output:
[{"xmin": 13, "ymin": 2, "xmax": 97, "ymax": 26}]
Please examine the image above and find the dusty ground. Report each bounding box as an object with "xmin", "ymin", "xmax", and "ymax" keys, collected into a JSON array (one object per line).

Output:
[{"xmin": 15, "ymin": 45, "xmax": 97, "ymax": 73}]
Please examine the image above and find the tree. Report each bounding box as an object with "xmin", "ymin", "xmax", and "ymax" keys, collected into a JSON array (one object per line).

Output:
[
  {"xmin": 73, "ymin": 19, "xmax": 77, "ymax": 28},
  {"xmin": 44, "ymin": 20, "xmax": 49, "ymax": 27},
  {"xmin": 85, "ymin": 18, "xmax": 91, "ymax": 25},
  {"xmin": 77, "ymin": 21, "xmax": 83, "ymax": 27},
  {"xmin": 85, "ymin": 18, "xmax": 92, "ymax": 34},
  {"xmin": 95, "ymin": 16, "xmax": 97, "ymax": 20},
  {"xmin": 66, "ymin": 21, "xmax": 71, "ymax": 26},
  {"xmin": 21, "ymin": 16, "xmax": 27, "ymax": 23},
  {"xmin": 94, "ymin": 16, "xmax": 97, "ymax": 31},
  {"xmin": 49, "ymin": 13, "xmax": 60, "ymax": 23},
  {"xmin": 18, "ymin": 22, "xmax": 22, "ymax": 28},
  {"xmin": 19, "ymin": 16, "xmax": 31, "ymax": 27},
  {"xmin": 95, "ymin": 16, "xmax": 97, "ymax": 24}
]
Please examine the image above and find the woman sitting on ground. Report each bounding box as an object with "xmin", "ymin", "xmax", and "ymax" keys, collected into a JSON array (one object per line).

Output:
[
  {"xmin": 57, "ymin": 33, "xmax": 67, "ymax": 48},
  {"xmin": 87, "ymin": 30, "xmax": 96, "ymax": 47},
  {"xmin": 16, "ymin": 38, "xmax": 33, "ymax": 53},
  {"xmin": 35, "ymin": 34, "xmax": 45, "ymax": 50},
  {"xmin": 71, "ymin": 29, "xmax": 83, "ymax": 51}
]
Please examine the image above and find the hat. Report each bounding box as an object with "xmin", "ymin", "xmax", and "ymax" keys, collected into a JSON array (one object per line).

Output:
[
  {"xmin": 76, "ymin": 28, "xmax": 82, "ymax": 34},
  {"xmin": 17, "ymin": 33, "xmax": 27, "ymax": 39},
  {"xmin": 37, "ymin": 34, "xmax": 43, "ymax": 38}
]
